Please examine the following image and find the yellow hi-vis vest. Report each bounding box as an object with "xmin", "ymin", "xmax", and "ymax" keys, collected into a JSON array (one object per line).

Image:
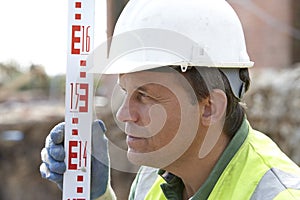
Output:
[{"xmin": 142, "ymin": 120, "xmax": 300, "ymax": 200}]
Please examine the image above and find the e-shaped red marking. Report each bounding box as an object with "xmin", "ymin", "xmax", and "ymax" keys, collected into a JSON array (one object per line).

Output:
[{"xmin": 68, "ymin": 141, "xmax": 78, "ymax": 170}]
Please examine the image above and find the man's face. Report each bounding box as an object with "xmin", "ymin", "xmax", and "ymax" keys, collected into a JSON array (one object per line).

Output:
[{"xmin": 116, "ymin": 69, "xmax": 200, "ymax": 167}]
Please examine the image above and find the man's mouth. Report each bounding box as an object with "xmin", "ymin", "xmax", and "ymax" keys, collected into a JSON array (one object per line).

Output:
[{"xmin": 126, "ymin": 134, "xmax": 146, "ymax": 148}]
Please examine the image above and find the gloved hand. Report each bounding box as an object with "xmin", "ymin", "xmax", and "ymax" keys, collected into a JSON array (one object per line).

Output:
[{"xmin": 40, "ymin": 120, "xmax": 116, "ymax": 199}]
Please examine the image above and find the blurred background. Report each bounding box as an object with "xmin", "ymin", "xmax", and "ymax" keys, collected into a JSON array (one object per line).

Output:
[{"xmin": 0, "ymin": 0, "xmax": 300, "ymax": 199}]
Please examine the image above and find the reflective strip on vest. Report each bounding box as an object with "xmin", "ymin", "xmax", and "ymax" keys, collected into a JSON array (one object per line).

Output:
[{"xmin": 250, "ymin": 168, "xmax": 300, "ymax": 200}]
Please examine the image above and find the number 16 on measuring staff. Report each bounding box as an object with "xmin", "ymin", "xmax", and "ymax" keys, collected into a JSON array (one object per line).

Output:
[{"xmin": 71, "ymin": 25, "xmax": 91, "ymax": 55}]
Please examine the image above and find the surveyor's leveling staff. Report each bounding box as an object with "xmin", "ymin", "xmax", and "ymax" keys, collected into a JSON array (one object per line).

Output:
[{"xmin": 63, "ymin": 0, "xmax": 95, "ymax": 199}]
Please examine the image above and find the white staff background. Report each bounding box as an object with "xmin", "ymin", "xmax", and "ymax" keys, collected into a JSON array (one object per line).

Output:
[{"xmin": 0, "ymin": 0, "xmax": 107, "ymax": 76}]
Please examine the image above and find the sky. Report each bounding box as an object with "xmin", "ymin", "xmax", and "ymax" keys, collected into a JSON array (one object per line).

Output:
[{"xmin": 0, "ymin": 0, "xmax": 107, "ymax": 76}]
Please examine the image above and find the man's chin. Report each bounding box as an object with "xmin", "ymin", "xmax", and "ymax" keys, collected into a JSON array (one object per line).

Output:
[{"xmin": 127, "ymin": 149, "xmax": 173, "ymax": 169}]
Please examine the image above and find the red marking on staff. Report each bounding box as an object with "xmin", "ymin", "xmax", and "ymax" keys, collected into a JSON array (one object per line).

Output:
[
  {"xmin": 83, "ymin": 141, "xmax": 87, "ymax": 167},
  {"xmin": 75, "ymin": 2, "xmax": 81, "ymax": 8},
  {"xmin": 72, "ymin": 118, "xmax": 79, "ymax": 124},
  {"xmin": 77, "ymin": 175, "xmax": 84, "ymax": 182},
  {"xmin": 75, "ymin": 14, "xmax": 81, "ymax": 20},
  {"xmin": 68, "ymin": 141, "xmax": 78, "ymax": 170},
  {"xmin": 72, "ymin": 129, "xmax": 78, "ymax": 135},
  {"xmin": 71, "ymin": 25, "xmax": 81, "ymax": 54},
  {"xmin": 77, "ymin": 187, "xmax": 83, "ymax": 193},
  {"xmin": 80, "ymin": 72, "xmax": 86, "ymax": 78},
  {"xmin": 79, "ymin": 84, "xmax": 89, "ymax": 112},
  {"xmin": 80, "ymin": 60, "xmax": 86, "ymax": 66}
]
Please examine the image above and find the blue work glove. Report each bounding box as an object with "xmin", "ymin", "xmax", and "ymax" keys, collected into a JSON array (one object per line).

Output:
[{"xmin": 40, "ymin": 120, "xmax": 115, "ymax": 199}]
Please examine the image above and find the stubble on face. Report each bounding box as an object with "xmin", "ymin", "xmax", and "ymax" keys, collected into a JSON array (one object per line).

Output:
[{"xmin": 117, "ymin": 69, "xmax": 200, "ymax": 168}]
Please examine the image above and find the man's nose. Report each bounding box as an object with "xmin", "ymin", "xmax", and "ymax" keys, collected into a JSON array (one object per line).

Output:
[{"xmin": 116, "ymin": 96, "xmax": 138, "ymax": 123}]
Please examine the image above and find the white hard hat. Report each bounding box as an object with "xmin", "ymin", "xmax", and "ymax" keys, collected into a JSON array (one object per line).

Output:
[{"xmin": 88, "ymin": 0, "xmax": 253, "ymax": 97}]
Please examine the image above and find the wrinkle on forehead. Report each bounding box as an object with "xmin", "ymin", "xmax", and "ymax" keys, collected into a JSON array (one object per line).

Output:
[{"xmin": 118, "ymin": 69, "xmax": 179, "ymax": 88}]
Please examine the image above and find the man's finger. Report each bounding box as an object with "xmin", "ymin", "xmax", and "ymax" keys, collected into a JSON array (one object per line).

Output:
[{"xmin": 50, "ymin": 122, "xmax": 65, "ymax": 144}]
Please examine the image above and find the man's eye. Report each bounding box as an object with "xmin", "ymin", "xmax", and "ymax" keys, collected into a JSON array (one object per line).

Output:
[
  {"xmin": 139, "ymin": 92, "xmax": 149, "ymax": 98},
  {"xmin": 138, "ymin": 92, "xmax": 148, "ymax": 98}
]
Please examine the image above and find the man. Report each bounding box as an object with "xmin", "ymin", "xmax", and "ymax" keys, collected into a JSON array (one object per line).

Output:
[{"xmin": 40, "ymin": 0, "xmax": 300, "ymax": 199}]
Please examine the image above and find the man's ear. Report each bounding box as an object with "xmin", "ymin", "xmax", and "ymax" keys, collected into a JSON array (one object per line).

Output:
[{"xmin": 201, "ymin": 89, "xmax": 227, "ymax": 126}]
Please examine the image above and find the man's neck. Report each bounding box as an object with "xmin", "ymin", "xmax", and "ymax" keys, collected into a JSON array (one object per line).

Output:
[{"xmin": 165, "ymin": 131, "xmax": 230, "ymax": 198}]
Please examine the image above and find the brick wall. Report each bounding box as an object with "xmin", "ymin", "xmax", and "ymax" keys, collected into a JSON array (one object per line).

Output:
[{"xmin": 228, "ymin": 0, "xmax": 293, "ymax": 69}]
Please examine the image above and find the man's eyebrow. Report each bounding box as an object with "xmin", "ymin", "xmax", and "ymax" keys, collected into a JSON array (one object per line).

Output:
[
  {"xmin": 137, "ymin": 84, "xmax": 160, "ymax": 98},
  {"xmin": 136, "ymin": 84, "xmax": 158, "ymax": 93}
]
